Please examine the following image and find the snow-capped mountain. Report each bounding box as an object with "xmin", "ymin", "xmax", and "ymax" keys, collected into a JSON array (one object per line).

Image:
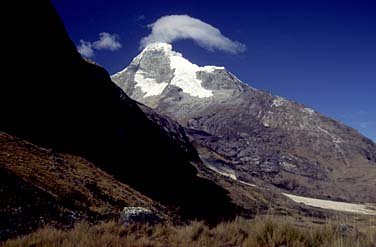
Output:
[
  {"xmin": 114, "ymin": 43, "xmax": 218, "ymax": 98},
  {"xmin": 112, "ymin": 42, "xmax": 376, "ymax": 203}
]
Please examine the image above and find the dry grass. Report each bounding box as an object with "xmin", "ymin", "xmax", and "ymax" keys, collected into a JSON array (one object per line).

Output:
[{"xmin": 4, "ymin": 216, "xmax": 375, "ymax": 247}]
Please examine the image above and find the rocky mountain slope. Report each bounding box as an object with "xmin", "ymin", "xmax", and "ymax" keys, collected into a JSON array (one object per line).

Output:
[
  {"xmin": 0, "ymin": 0, "xmax": 237, "ymax": 227},
  {"xmin": 112, "ymin": 42, "xmax": 376, "ymax": 203}
]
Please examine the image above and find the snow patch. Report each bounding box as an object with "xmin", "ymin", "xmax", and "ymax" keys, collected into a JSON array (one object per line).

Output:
[
  {"xmin": 144, "ymin": 42, "xmax": 172, "ymax": 53},
  {"xmin": 205, "ymin": 164, "xmax": 237, "ymax": 180},
  {"xmin": 302, "ymin": 107, "xmax": 315, "ymax": 115},
  {"xmin": 281, "ymin": 161, "xmax": 296, "ymax": 169},
  {"xmin": 262, "ymin": 121, "xmax": 270, "ymax": 128},
  {"xmin": 272, "ymin": 96, "xmax": 286, "ymax": 107},
  {"xmin": 283, "ymin": 193, "xmax": 376, "ymax": 215},
  {"xmin": 202, "ymin": 65, "xmax": 225, "ymax": 73},
  {"xmin": 134, "ymin": 71, "xmax": 168, "ymax": 97},
  {"xmin": 238, "ymin": 180, "xmax": 257, "ymax": 187},
  {"xmin": 205, "ymin": 164, "xmax": 257, "ymax": 187},
  {"xmin": 169, "ymin": 54, "xmax": 214, "ymax": 98}
]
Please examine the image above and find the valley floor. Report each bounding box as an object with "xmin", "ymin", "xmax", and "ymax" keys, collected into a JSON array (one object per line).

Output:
[
  {"xmin": 283, "ymin": 193, "xmax": 376, "ymax": 216},
  {"xmin": 206, "ymin": 164, "xmax": 376, "ymax": 216}
]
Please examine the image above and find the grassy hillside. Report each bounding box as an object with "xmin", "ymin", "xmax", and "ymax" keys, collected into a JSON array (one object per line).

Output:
[
  {"xmin": 0, "ymin": 131, "xmax": 172, "ymax": 240},
  {"xmin": 4, "ymin": 216, "xmax": 375, "ymax": 247}
]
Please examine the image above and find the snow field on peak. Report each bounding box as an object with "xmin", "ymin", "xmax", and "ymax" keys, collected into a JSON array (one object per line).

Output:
[
  {"xmin": 134, "ymin": 42, "xmax": 224, "ymax": 98},
  {"xmin": 134, "ymin": 72, "xmax": 168, "ymax": 97}
]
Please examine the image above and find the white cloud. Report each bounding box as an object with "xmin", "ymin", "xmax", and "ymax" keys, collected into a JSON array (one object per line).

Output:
[
  {"xmin": 77, "ymin": 32, "xmax": 122, "ymax": 58},
  {"xmin": 140, "ymin": 15, "xmax": 246, "ymax": 54},
  {"xmin": 77, "ymin": 40, "xmax": 94, "ymax": 58},
  {"xmin": 93, "ymin": 32, "xmax": 122, "ymax": 51}
]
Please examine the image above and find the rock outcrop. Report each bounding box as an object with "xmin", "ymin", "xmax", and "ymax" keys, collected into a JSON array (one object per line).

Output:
[{"xmin": 120, "ymin": 207, "xmax": 162, "ymax": 226}]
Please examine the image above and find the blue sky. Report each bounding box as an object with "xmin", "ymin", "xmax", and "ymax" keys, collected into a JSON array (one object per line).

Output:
[{"xmin": 52, "ymin": 0, "xmax": 375, "ymax": 141}]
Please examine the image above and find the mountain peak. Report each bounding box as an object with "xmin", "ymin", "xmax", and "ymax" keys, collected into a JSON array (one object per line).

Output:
[
  {"xmin": 113, "ymin": 42, "xmax": 227, "ymax": 98},
  {"xmin": 142, "ymin": 42, "xmax": 226, "ymax": 72},
  {"xmin": 143, "ymin": 42, "xmax": 173, "ymax": 52}
]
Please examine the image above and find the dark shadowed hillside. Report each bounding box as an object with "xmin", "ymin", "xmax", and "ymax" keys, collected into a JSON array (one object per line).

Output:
[
  {"xmin": 0, "ymin": 0, "xmax": 238, "ymax": 225},
  {"xmin": 0, "ymin": 131, "xmax": 171, "ymax": 241}
]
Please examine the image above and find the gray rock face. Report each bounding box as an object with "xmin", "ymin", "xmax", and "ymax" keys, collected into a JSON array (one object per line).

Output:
[
  {"xmin": 120, "ymin": 207, "xmax": 162, "ymax": 226},
  {"xmin": 112, "ymin": 42, "xmax": 376, "ymax": 203}
]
